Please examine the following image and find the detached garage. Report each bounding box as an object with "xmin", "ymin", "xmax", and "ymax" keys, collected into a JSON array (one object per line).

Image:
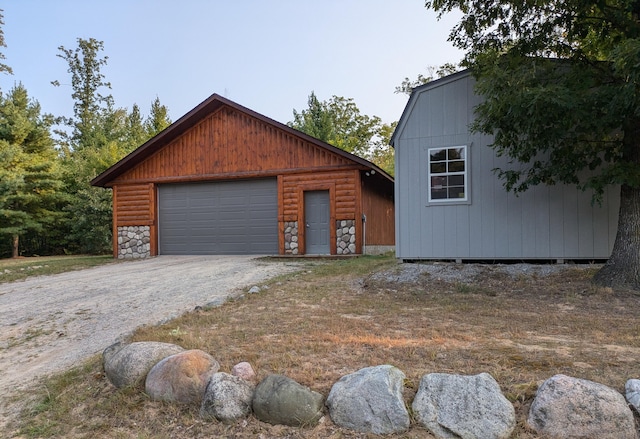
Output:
[{"xmin": 91, "ymin": 94, "xmax": 394, "ymax": 258}]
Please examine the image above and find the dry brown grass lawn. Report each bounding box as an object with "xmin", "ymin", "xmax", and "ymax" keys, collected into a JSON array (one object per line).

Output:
[{"xmin": 8, "ymin": 255, "xmax": 640, "ymax": 438}]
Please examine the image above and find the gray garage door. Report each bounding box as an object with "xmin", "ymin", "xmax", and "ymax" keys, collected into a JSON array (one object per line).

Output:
[{"xmin": 158, "ymin": 179, "xmax": 278, "ymax": 255}]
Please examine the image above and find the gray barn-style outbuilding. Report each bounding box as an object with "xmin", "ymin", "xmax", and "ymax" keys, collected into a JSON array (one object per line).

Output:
[{"xmin": 391, "ymin": 70, "xmax": 620, "ymax": 261}]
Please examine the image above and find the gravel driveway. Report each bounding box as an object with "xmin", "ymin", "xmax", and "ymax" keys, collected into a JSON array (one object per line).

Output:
[{"xmin": 0, "ymin": 255, "xmax": 300, "ymax": 396}]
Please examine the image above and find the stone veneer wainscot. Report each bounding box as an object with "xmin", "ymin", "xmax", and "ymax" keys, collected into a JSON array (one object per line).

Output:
[
  {"xmin": 117, "ymin": 226, "xmax": 151, "ymax": 259},
  {"xmin": 337, "ymin": 220, "xmax": 356, "ymax": 255},
  {"xmin": 283, "ymin": 221, "xmax": 299, "ymax": 255}
]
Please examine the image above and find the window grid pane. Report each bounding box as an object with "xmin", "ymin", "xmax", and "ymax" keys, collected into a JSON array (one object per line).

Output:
[{"xmin": 428, "ymin": 146, "xmax": 467, "ymax": 202}]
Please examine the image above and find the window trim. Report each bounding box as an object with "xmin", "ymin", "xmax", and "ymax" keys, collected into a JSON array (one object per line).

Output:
[{"xmin": 427, "ymin": 145, "xmax": 469, "ymax": 204}]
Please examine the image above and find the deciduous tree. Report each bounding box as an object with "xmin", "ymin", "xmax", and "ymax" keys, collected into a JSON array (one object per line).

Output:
[
  {"xmin": 290, "ymin": 92, "xmax": 394, "ymax": 172},
  {"xmin": 394, "ymin": 63, "xmax": 460, "ymax": 95},
  {"xmin": 53, "ymin": 38, "xmax": 171, "ymax": 253},
  {"xmin": 52, "ymin": 38, "xmax": 112, "ymax": 153},
  {"xmin": 369, "ymin": 121, "xmax": 397, "ymax": 176},
  {"xmin": 426, "ymin": 0, "xmax": 640, "ymax": 288},
  {"xmin": 290, "ymin": 92, "xmax": 337, "ymax": 147}
]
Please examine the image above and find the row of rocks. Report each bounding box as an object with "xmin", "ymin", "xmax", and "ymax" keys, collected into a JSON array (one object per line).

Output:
[{"xmin": 103, "ymin": 341, "xmax": 639, "ymax": 438}]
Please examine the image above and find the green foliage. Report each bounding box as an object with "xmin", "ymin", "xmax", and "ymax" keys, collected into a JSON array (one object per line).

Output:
[
  {"xmin": 289, "ymin": 92, "xmax": 382, "ymax": 157},
  {"xmin": 0, "ymin": 84, "xmax": 63, "ymax": 257},
  {"xmin": 369, "ymin": 121, "xmax": 396, "ymax": 176},
  {"xmin": 289, "ymin": 92, "xmax": 394, "ymax": 173},
  {"xmin": 52, "ymin": 38, "xmax": 112, "ymax": 152},
  {"xmin": 0, "ymin": 29, "xmax": 170, "ymax": 256},
  {"xmin": 60, "ymin": 150, "xmax": 115, "ymax": 254},
  {"xmin": 395, "ymin": 63, "xmax": 461, "ymax": 95},
  {"xmin": 126, "ymin": 104, "xmax": 146, "ymax": 149},
  {"xmin": 471, "ymin": 57, "xmax": 635, "ymax": 198},
  {"xmin": 145, "ymin": 96, "xmax": 172, "ymax": 137},
  {"xmin": 290, "ymin": 92, "xmax": 334, "ymax": 144},
  {"xmin": 52, "ymin": 38, "xmax": 172, "ymax": 254},
  {"xmin": 0, "ymin": 9, "xmax": 12, "ymax": 77}
]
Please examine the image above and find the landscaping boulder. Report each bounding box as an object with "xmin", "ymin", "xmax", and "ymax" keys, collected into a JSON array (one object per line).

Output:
[
  {"xmin": 252, "ymin": 374, "xmax": 324, "ymax": 427},
  {"xmin": 200, "ymin": 372, "xmax": 255, "ymax": 423},
  {"xmin": 103, "ymin": 341, "xmax": 184, "ymax": 388},
  {"xmin": 232, "ymin": 361, "xmax": 256, "ymax": 382},
  {"xmin": 145, "ymin": 349, "xmax": 220, "ymax": 404},
  {"xmin": 326, "ymin": 365, "xmax": 410, "ymax": 435},
  {"xmin": 412, "ymin": 372, "xmax": 515, "ymax": 439},
  {"xmin": 625, "ymin": 379, "xmax": 640, "ymax": 413},
  {"xmin": 528, "ymin": 374, "xmax": 637, "ymax": 439}
]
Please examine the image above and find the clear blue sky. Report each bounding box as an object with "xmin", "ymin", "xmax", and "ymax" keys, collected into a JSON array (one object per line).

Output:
[{"xmin": 2, "ymin": 1, "xmax": 462, "ymax": 127}]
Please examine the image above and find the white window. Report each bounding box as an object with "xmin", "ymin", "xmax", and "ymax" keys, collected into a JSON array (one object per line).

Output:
[{"xmin": 428, "ymin": 146, "xmax": 468, "ymax": 202}]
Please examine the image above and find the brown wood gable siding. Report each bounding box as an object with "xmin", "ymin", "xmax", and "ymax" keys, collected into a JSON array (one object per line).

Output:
[
  {"xmin": 361, "ymin": 177, "xmax": 395, "ymax": 246},
  {"xmin": 110, "ymin": 107, "xmax": 357, "ymax": 185}
]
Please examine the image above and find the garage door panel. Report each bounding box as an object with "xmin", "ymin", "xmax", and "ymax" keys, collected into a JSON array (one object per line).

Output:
[{"xmin": 158, "ymin": 179, "xmax": 277, "ymax": 255}]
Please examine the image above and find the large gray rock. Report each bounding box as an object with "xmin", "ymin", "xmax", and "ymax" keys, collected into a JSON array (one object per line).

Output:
[
  {"xmin": 528, "ymin": 374, "xmax": 637, "ymax": 439},
  {"xmin": 326, "ymin": 365, "xmax": 410, "ymax": 435},
  {"xmin": 625, "ymin": 379, "xmax": 640, "ymax": 412},
  {"xmin": 412, "ymin": 372, "xmax": 515, "ymax": 439},
  {"xmin": 200, "ymin": 372, "xmax": 255, "ymax": 423},
  {"xmin": 252, "ymin": 374, "xmax": 324, "ymax": 427},
  {"xmin": 145, "ymin": 349, "xmax": 220, "ymax": 404},
  {"xmin": 103, "ymin": 341, "xmax": 184, "ymax": 388}
]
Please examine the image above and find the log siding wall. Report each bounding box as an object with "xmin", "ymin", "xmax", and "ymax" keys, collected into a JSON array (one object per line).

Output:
[
  {"xmin": 113, "ymin": 183, "xmax": 154, "ymax": 226},
  {"xmin": 281, "ymin": 171, "xmax": 358, "ymax": 221},
  {"xmin": 279, "ymin": 170, "xmax": 360, "ymax": 255}
]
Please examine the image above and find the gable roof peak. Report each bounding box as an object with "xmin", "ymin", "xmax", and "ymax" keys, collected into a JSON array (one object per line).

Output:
[{"xmin": 91, "ymin": 93, "xmax": 392, "ymax": 187}]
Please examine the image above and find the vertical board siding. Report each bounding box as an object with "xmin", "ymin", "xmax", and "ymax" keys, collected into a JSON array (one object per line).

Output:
[
  {"xmin": 112, "ymin": 108, "xmax": 356, "ymax": 184},
  {"xmin": 395, "ymin": 72, "xmax": 619, "ymax": 260},
  {"xmin": 114, "ymin": 183, "xmax": 154, "ymax": 226}
]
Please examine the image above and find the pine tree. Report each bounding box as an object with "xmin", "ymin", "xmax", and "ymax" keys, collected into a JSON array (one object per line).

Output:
[
  {"xmin": 145, "ymin": 97, "xmax": 171, "ymax": 137},
  {"xmin": 0, "ymin": 9, "xmax": 12, "ymax": 77},
  {"xmin": 0, "ymin": 84, "xmax": 62, "ymax": 257}
]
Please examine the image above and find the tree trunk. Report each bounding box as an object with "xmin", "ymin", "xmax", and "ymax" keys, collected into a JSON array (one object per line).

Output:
[
  {"xmin": 593, "ymin": 119, "xmax": 640, "ymax": 289},
  {"xmin": 11, "ymin": 235, "xmax": 19, "ymax": 258},
  {"xmin": 593, "ymin": 184, "xmax": 640, "ymax": 289}
]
